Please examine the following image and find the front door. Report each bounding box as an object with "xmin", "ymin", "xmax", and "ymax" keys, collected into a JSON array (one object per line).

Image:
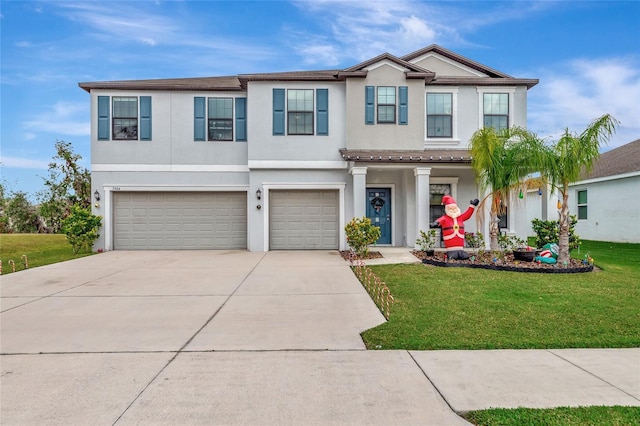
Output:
[{"xmin": 366, "ymin": 188, "xmax": 391, "ymax": 244}]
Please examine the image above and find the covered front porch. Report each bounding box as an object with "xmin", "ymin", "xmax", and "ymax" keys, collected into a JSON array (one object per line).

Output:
[{"xmin": 341, "ymin": 149, "xmax": 480, "ymax": 249}]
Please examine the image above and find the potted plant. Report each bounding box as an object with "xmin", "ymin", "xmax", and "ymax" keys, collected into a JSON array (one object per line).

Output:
[
  {"xmin": 511, "ymin": 237, "xmax": 537, "ymax": 262},
  {"xmin": 416, "ymin": 229, "xmax": 438, "ymax": 256}
]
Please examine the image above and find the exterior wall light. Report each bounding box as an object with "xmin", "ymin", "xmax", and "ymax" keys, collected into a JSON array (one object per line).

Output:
[
  {"xmin": 256, "ymin": 189, "xmax": 262, "ymax": 200},
  {"xmin": 94, "ymin": 190, "xmax": 101, "ymax": 201}
]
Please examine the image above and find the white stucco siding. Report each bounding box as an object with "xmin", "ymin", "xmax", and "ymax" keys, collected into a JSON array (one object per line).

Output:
[
  {"xmin": 246, "ymin": 81, "xmax": 346, "ymax": 162},
  {"xmin": 409, "ymin": 53, "xmax": 488, "ymax": 77},
  {"xmin": 571, "ymin": 176, "xmax": 640, "ymax": 243},
  {"xmin": 90, "ymin": 90, "xmax": 249, "ymax": 167},
  {"xmin": 345, "ymin": 64, "xmax": 426, "ymax": 150}
]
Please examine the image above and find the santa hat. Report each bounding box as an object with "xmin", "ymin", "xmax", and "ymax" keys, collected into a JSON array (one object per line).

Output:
[{"xmin": 442, "ymin": 195, "xmax": 456, "ymax": 206}]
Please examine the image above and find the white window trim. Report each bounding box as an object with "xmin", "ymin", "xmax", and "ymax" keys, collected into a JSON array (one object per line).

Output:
[
  {"xmin": 425, "ymin": 87, "xmax": 459, "ymax": 145},
  {"xmin": 476, "ymin": 87, "xmax": 515, "ymax": 130},
  {"xmin": 576, "ymin": 189, "xmax": 588, "ymax": 221}
]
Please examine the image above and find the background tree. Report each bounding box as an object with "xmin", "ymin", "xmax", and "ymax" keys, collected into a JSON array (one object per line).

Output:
[
  {"xmin": 38, "ymin": 140, "xmax": 91, "ymax": 232},
  {"xmin": 470, "ymin": 126, "xmax": 545, "ymax": 250},
  {"xmin": 539, "ymin": 114, "xmax": 618, "ymax": 264},
  {"xmin": 4, "ymin": 191, "xmax": 39, "ymax": 233}
]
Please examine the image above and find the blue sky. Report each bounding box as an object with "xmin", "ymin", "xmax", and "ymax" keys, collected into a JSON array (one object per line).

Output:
[{"xmin": 1, "ymin": 0, "xmax": 639, "ymax": 200}]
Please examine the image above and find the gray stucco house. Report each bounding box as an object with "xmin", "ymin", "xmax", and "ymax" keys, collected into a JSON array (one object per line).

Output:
[{"xmin": 79, "ymin": 45, "xmax": 538, "ymax": 252}]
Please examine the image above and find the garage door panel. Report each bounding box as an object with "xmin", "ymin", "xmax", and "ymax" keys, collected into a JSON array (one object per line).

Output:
[
  {"xmin": 270, "ymin": 190, "xmax": 338, "ymax": 250},
  {"xmin": 113, "ymin": 192, "xmax": 247, "ymax": 250}
]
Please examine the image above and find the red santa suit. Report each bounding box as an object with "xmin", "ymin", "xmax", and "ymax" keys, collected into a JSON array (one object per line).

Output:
[{"xmin": 433, "ymin": 195, "xmax": 478, "ymax": 260}]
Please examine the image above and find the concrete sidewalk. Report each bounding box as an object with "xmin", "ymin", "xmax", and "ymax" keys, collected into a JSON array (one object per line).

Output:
[{"xmin": 1, "ymin": 250, "xmax": 638, "ymax": 425}]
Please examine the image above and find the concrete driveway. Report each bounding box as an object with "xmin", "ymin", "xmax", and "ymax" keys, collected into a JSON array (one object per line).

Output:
[{"xmin": 0, "ymin": 250, "xmax": 468, "ymax": 425}]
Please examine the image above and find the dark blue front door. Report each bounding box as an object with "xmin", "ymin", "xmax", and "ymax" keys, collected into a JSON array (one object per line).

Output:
[{"xmin": 366, "ymin": 188, "xmax": 391, "ymax": 244}]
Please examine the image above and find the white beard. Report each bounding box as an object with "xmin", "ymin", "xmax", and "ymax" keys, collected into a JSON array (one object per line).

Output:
[{"xmin": 445, "ymin": 204, "xmax": 461, "ymax": 218}]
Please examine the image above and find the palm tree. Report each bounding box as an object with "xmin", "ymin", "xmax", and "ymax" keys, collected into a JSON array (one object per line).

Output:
[
  {"xmin": 540, "ymin": 114, "xmax": 619, "ymax": 264},
  {"xmin": 470, "ymin": 126, "xmax": 544, "ymax": 250}
]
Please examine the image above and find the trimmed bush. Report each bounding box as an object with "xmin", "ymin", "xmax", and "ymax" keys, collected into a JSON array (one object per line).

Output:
[{"xmin": 345, "ymin": 217, "xmax": 381, "ymax": 257}]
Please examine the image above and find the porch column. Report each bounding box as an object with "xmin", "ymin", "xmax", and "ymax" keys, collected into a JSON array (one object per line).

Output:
[
  {"xmin": 414, "ymin": 167, "xmax": 431, "ymax": 244},
  {"xmin": 351, "ymin": 166, "xmax": 368, "ymax": 218}
]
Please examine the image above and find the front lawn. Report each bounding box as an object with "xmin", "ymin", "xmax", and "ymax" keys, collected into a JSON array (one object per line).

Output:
[
  {"xmin": 361, "ymin": 240, "xmax": 640, "ymax": 350},
  {"xmin": 0, "ymin": 234, "xmax": 93, "ymax": 275},
  {"xmin": 464, "ymin": 406, "xmax": 640, "ymax": 426}
]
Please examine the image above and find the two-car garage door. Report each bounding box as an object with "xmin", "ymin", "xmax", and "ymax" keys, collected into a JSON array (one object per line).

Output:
[{"xmin": 113, "ymin": 192, "xmax": 247, "ymax": 250}]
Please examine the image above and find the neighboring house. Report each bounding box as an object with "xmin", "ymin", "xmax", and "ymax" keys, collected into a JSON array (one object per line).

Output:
[
  {"xmin": 79, "ymin": 45, "xmax": 538, "ymax": 252},
  {"xmin": 567, "ymin": 139, "xmax": 640, "ymax": 243}
]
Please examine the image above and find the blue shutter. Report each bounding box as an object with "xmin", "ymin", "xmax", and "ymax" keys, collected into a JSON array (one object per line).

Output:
[
  {"xmin": 97, "ymin": 96, "xmax": 110, "ymax": 140},
  {"xmin": 140, "ymin": 96, "xmax": 152, "ymax": 140},
  {"xmin": 399, "ymin": 86, "xmax": 408, "ymax": 125},
  {"xmin": 194, "ymin": 97, "xmax": 205, "ymax": 141},
  {"xmin": 273, "ymin": 88, "xmax": 285, "ymax": 135},
  {"xmin": 365, "ymin": 86, "xmax": 374, "ymax": 124},
  {"xmin": 235, "ymin": 97, "xmax": 247, "ymax": 142},
  {"xmin": 316, "ymin": 89, "xmax": 328, "ymax": 136}
]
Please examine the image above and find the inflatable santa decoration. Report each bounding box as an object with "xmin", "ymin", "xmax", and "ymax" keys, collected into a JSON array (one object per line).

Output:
[{"xmin": 430, "ymin": 195, "xmax": 479, "ymax": 260}]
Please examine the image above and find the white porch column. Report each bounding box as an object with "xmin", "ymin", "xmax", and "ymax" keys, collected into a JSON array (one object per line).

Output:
[
  {"xmin": 414, "ymin": 167, "xmax": 431, "ymax": 244},
  {"xmin": 351, "ymin": 166, "xmax": 368, "ymax": 218}
]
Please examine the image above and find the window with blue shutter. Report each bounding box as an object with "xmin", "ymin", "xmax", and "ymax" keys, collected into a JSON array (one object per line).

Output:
[
  {"xmin": 97, "ymin": 96, "xmax": 110, "ymax": 140},
  {"xmin": 139, "ymin": 96, "xmax": 152, "ymax": 140},
  {"xmin": 399, "ymin": 86, "xmax": 408, "ymax": 125},
  {"xmin": 316, "ymin": 89, "xmax": 328, "ymax": 136},
  {"xmin": 235, "ymin": 97, "xmax": 247, "ymax": 142},
  {"xmin": 273, "ymin": 89, "xmax": 285, "ymax": 135},
  {"xmin": 194, "ymin": 97, "xmax": 205, "ymax": 141},
  {"xmin": 365, "ymin": 86, "xmax": 375, "ymax": 124}
]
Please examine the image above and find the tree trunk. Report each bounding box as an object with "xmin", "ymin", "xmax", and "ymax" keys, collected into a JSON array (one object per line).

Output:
[
  {"xmin": 557, "ymin": 188, "xmax": 570, "ymax": 264},
  {"xmin": 489, "ymin": 211, "xmax": 499, "ymax": 251}
]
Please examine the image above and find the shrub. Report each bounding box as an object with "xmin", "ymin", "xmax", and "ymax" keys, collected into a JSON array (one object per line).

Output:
[
  {"xmin": 416, "ymin": 229, "xmax": 438, "ymax": 251},
  {"xmin": 531, "ymin": 216, "xmax": 581, "ymax": 251},
  {"xmin": 345, "ymin": 216, "xmax": 381, "ymax": 257},
  {"xmin": 61, "ymin": 205, "xmax": 102, "ymax": 254},
  {"xmin": 465, "ymin": 232, "xmax": 484, "ymax": 248},
  {"xmin": 497, "ymin": 233, "xmax": 526, "ymax": 252}
]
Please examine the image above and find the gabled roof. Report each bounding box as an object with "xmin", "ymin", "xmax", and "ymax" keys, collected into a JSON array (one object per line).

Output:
[
  {"xmin": 78, "ymin": 44, "xmax": 536, "ymax": 92},
  {"xmin": 581, "ymin": 139, "xmax": 640, "ymax": 180},
  {"xmin": 340, "ymin": 52, "xmax": 435, "ymax": 81},
  {"xmin": 401, "ymin": 44, "xmax": 512, "ymax": 78}
]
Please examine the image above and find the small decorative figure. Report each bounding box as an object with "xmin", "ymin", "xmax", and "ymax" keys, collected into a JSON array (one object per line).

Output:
[
  {"xmin": 430, "ymin": 195, "xmax": 479, "ymax": 260},
  {"xmin": 535, "ymin": 243, "xmax": 559, "ymax": 264}
]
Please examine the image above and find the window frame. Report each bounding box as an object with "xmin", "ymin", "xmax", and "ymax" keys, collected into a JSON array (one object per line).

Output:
[
  {"xmin": 477, "ymin": 87, "xmax": 515, "ymax": 133},
  {"xmin": 376, "ymin": 86, "xmax": 396, "ymax": 124},
  {"xmin": 207, "ymin": 97, "xmax": 234, "ymax": 141},
  {"xmin": 287, "ymin": 89, "xmax": 314, "ymax": 135},
  {"xmin": 426, "ymin": 92, "xmax": 453, "ymax": 138},
  {"xmin": 112, "ymin": 96, "xmax": 139, "ymax": 140},
  {"xmin": 483, "ymin": 93, "xmax": 509, "ymax": 132},
  {"xmin": 577, "ymin": 189, "xmax": 588, "ymax": 220}
]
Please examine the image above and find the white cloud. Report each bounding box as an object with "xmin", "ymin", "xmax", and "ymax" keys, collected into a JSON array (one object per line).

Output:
[
  {"xmin": 528, "ymin": 57, "xmax": 640, "ymax": 149},
  {"xmin": 23, "ymin": 101, "xmax": 89, "ymax": 136},
  {"xmin": 0, "ymin": 156, "xmax": 49, "ymax": 170}
]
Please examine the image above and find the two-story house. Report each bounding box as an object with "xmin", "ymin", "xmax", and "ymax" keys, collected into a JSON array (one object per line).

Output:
[{"xmin": 79, "ymin": 45, "xmax": 538, "ymax": 252}]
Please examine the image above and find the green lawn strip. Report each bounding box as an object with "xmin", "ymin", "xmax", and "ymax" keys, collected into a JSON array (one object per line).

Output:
[
  {"xmin": 463, "ymin": 406, "xmax": 640, "ymax": 426},
  {"xmin": 361, "ymin": 241, "xmax": 640, "ymax": 350},
  {"xmin": 0, "ymin": 234, "xmax": 93, "ymax": 274}
]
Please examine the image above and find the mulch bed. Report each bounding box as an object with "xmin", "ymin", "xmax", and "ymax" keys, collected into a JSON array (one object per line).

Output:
[
  {"xmin": 412, "ymin": 250, "xmax": 595, "ymax": 273},
  {"xmin": 339, "ymin": 251, "xmax": 383, "ymax": 261}
]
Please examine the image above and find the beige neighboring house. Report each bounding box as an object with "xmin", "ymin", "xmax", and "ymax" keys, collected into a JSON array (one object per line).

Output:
[{"xmin": 568, "ymin": 139, "xmax": 640, "ymax": 243}]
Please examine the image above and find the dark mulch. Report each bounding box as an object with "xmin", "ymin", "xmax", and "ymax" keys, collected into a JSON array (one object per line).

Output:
[
  {"xmin": 412, "ymin": 250, "xmax": 595, "ymax": 273},
  {"xmin": 339, "ymin": 250, "xmax": 383, "ymax": 261}
]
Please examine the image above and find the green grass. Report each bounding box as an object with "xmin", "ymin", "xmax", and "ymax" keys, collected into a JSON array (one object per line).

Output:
[
  {"xmin": 361, "ymin": 240, "xmax": 640, "ymax": 350},
  {"xmin": 0, "ymin": 234, "xmax": 93, "ymax": 275},
  {"xmin": 464, "ymin": 406, "xmax": 640, "ymax": 425}
]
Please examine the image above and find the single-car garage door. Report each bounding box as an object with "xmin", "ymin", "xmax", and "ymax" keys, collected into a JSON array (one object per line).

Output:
[
  {"xmin": 113, "ymin": 192, "xmax": 247, "ymax": 250},
  {"xmin": 270, "ymin": 190, "xmax": 338, "ymax": 250}
]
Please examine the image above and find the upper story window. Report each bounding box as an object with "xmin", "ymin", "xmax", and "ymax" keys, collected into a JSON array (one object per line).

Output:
[
  {"xmin": 365, "ymin": 86, "xmax": 408, "ymax": 125},
  {"xmin": 483, "ymin": 93, "xmax": 509, "ymax": 132},
  {"xmin": 287, "ymin": 89, "xmax": 314, "ymax": 135},
  {"xmin": 98, "ymin": 95, "xmax": 151, "ymax": 141},
  {"xmin": 577, "ymin": 189, "xmax": 588, "ymax": 220},
  {"xmin": 194, "ymin": 97, "xmax": 246, "ymax": 142},
  {"xmin": 272, "ymin": 88, "xmax": 328, "ymax": 136},
  {"xmin": 113, "ymin": 97, "xmax": 138, "ymax": 140},
  {"xmin": 377, "ymin": 87, "xmax": 396, "ymax": 124},
  {"xmin": 208, "ymin": 98, "xmax": 233, "ymax": 141},
  {"xmin": 427, "ymin": 93, "xmax": 452, "ymax": 138}
]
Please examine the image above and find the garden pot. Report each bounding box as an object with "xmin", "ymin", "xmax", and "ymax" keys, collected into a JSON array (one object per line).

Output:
[
  {"xmin": 513, "ymin": 250, "xmax": 536, "ymax": 262},
  {"xmin": 426, "ymin": 249, "xmax": 435, "ymax": 256}
]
